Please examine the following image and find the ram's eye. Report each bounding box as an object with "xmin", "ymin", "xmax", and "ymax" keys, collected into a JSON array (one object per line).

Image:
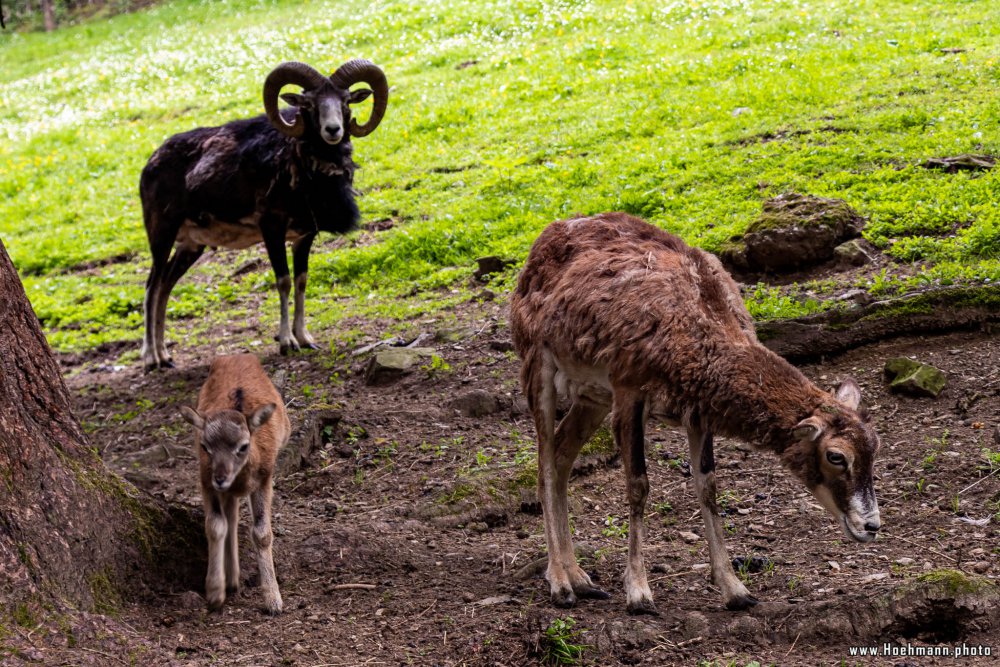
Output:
[
  {"xmin": 826, "ymin": 451, "xmax": 847, "ymax": 467},
  {"xmin": 201, "ymin": 442, "xmax": 209, "ymax": 453}
]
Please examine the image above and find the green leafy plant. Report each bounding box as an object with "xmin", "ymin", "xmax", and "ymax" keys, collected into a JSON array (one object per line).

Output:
[{"xmin": 539, "ymin": 617, "xmax": 589, "ymax": 666}]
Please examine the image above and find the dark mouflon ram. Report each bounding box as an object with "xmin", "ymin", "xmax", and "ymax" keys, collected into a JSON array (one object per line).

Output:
[
  {"xmin": 139, "ymin": 60, "xmax": 388, "ymax": 371},
  {"xmin": 510, "ymin": 213, "xmax": 881, "ymax": 614}
]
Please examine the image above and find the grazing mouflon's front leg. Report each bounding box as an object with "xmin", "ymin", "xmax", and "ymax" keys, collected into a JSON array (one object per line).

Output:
[
  {"xmin": 687, "ymin": 426, "xmax": 758, "ymax": 609},
  {"xmin": 223, "ymin": 494, "xmax": 240, "ymax": 598},
  {"xmin": 613, "ymin": 393, "xmax": 656, "ymax": 615}
]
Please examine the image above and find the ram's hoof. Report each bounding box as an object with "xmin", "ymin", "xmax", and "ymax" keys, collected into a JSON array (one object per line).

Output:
[
  {"xmin": 626, "ymin": 599, "xmax": 659, "ymax": 616},
  {"xmin": 724, "ymin": 593, "xmax": 760, "ymax": 610},
  {"xmin": 551, "ymin": 589, "xmax": 577, "ymax": 609},
  {"xmin": 575, "ymin": 585, "xmax": 611, "ymax": 600}
]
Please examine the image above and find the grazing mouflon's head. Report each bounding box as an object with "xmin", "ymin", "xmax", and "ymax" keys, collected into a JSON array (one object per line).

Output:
[
  {"xmin": 781, "ymin": 378, "xmax": 881, "ymax": 543},
  {"xmin": 262, "ymin": 59, "xmax": 388, "ymax": 145}
]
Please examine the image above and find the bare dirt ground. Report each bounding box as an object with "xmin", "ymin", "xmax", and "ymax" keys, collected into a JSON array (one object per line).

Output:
[{"xmin": 9, "ymin": 263, "xmax": 1000, "ymax": 666}]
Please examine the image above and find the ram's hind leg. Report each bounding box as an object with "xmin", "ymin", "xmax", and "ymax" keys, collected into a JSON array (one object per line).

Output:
[
  {"xmin": 687, "ymin": 426, "xmax": 757, "ymax": 610},
  {"xmin": 153, "ymin": 244, "xmax": 204, "ymax": 368},
  {"xmin": 263, "ymin": 229, "xmax": 296, "ymax": 355}
]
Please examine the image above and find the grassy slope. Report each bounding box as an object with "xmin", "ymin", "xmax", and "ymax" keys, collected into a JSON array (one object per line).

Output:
[{"xmin": 1, "ymin": 0, "xmax": 998, "ymax": 351}]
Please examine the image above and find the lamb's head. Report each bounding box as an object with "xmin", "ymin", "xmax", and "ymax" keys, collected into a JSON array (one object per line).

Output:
[
  {"xmin": 263, "ymin": 60, "xmax": 388, "ymax": 145},
  {"xmin": 181, "ymin": 404, "xmax": 275, "ymax": 491},
  {"xmin": 782, "ymin": 379, "xmax": 881, "ymax": 543}
]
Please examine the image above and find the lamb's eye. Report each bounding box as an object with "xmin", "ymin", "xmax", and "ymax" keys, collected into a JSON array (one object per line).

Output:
[
  {"xmin": 826, "ymin": 451, "xmax": 846, "ymax": 467},
  {"xmin": 238, "ymin": 443, "xmax": 249, "ymax": 455}
]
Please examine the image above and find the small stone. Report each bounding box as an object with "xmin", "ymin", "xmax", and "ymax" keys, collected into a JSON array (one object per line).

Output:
[
  {"xmin": 833, "ymin": 239, "xmax": 874, "ymax": 267},
  {"xmin": 861, "ymin": 572, "xmax": 889, "ymax": 583},
  {"xmin": 515, "ymin": 529, "xmax": 529, "ymax": 539},
  {"xmin": 691, "ymin": 563, "xmax": 710, "ymax": 571},
  {"xmin": 973, "ymin": 561, "xmax": 991, "ymax": 574},
  {"xmin": 462, "ymin": 591, "xmax": 475, "ymax": 603},
  {"xmin": 737, "ymin": 508, "xmax": 751, "ymax": 515},
  {"xmin": 473, "ymin": 256, "xmax": 515, "ymax": 281},
  {"xmin": 448, "ymin": 389, "xmax": 505, "ymax": 418},
  {"xmin": 895, "ymin": 557, "xmax": 915, "ymax": 566},
  {"xmin": 679, "ymin": 530, "xmax": 700, "ymax": 544},
  {"xmin": 364, "ymin": 347, "xmax": 438, "ymax": 385},
  {"xmin": 923, "ymin": 561, "xmax": 933, "ymax": 570},
  {"xmin": 828, "ymin": 560, "xmax": 841, "ymax": 571}
]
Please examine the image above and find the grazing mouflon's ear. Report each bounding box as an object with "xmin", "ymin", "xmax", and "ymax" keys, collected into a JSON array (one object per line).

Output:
[
  {"xmin": 834, "ymin": 378, "xmax": 862, "ymax": 410},
  {"xmin": 793, "ymin": 415, "xmax": 825, "ymax": 442}
]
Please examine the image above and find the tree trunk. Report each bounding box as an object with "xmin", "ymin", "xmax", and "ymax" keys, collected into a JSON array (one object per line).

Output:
[
  {"xmin": 0, "ymin": 237, "xmax": 202, "ymax": 617},
  {"xmin": 40, "ymin": 0, "xmax": 53, "ymax": 30}
]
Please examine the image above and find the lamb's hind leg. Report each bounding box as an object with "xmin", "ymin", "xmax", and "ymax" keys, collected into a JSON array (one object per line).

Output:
[
  {"xmin": 687, "ymin": 426, "xmax": 757, "ymax": 610},
  {"xmin": 249, "ymin": 478, "xmax": 282, "ymax": 615},
  {"xmin": 612, "ymin": 393, "xmax": 656, "ymax": 615}
]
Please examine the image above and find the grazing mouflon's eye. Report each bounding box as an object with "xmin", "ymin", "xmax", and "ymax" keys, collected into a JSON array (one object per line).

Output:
[{"xmin": 826, "ymin": 451, "xmax": 846, "ymax": 467}]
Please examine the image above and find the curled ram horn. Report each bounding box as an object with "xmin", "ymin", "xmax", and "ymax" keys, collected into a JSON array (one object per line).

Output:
[
  {"xmin": 330, "ymin": 59, "xmax": 388, "ymax": 137},
  {"xmin": 262, "ymin": 62, "xmax": 329, "ymax": 138}
]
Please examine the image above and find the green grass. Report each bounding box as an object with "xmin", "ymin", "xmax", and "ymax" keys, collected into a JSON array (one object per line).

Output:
[{"xmin": 2, "ymin": 0, "xmax": 999, "ymax": 351}]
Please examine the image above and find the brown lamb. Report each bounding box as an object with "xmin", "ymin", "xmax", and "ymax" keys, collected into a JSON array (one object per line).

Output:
[
  {"xmin": 510, "ymin": 213, "xmax": 881, "ymax": 614},
  {"xmin": 181, "ymin": 353, "xmax": 290, "ymax": 615}
]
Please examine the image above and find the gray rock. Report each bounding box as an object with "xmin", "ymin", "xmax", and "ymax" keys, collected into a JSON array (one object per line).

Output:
[
  {"xmin": 434, "ymin": 326, "xmax": 476, "ymax": 343},
  {"xmin": 884, "ymin": 357, "xmax": 947, "ymax": 398},
  {"xmin": 364, "ymin": 347, "xmax": 438, "ymax": 385},
  {"xmin": 448, "ymin": 389, "xmax": 505, "ymax": 418},
  {"xmin": 922, "ymin": 154, "xmax": 995, "ymax": 173},
  {"xmin": 833, "ymin": 238, "xmax": 874, "ymax": 266}
]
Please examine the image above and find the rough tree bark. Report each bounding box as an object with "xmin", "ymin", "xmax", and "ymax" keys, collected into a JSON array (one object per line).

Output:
[
  {"xmin": 40, "ymin": 0, "xmax": 53, "ymax": 31},
  {"xmin": 0, "ymin": 237, "xmax": 202, "ymax": 617}
]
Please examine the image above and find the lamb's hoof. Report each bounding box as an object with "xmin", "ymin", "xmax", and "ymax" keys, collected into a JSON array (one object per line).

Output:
[
  {"xmin": 143, "ymin": 359, "xmax": 174, "ymax": 373},
  {"xmin": 225, "ymin": 585, "xmax": 239, "ymax": 597},
  {"xmin": 278, "ymin": 343, "xmax": 296, "ymax": 356},
  {"xmin": 551, "ymin": 589, "xmax": 578, "ymax": 609},
  {"xmin": 575, "ymin": 585, "xmax": 611, "ymax": 600},
  {"xmin": 206, "ymin": 597, "xmax": 225, "ymax": 613},
  {"xmin": 261, "ymin": 599, "xmax": 283, "ymax": 616},
  {"xmin": 626, "ymin": 599, "xmax": 659, "ymax": 616},
  {"xmin": 724, "ymin": 594, "xmax": 759, "ymax": 610}
]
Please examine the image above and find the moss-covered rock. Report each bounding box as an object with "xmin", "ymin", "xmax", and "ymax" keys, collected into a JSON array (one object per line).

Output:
[
  {"xmin": 884, "ymin": 357, "xmax": 947, "ymax": 398},
  {"xmin": 729, "ymin": 192, "xmax": 866, "ymax": 272}
]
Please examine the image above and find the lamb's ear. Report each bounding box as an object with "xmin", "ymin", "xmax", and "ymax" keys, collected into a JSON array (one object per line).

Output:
[
  {"xmin": 280, "ymin": 92, "xmax": 311, "ymax": 108},
  {"xmin": 793, "ymin": 416, "xmax": 825, "ymax": 442},
  {"xmin": 835, "ymin": 378, "xmax": 862, "ymax": 410},
  {"xmin": 348, "ymin": 88, "xmax": 373, "ymax": 104},
  {"xmin": 248, "ymin": 403, "xmax": 276, "ymax": 433},
  {"xmin": 180, "ymin": 406, "xmax": 205, "ymax": 430}
]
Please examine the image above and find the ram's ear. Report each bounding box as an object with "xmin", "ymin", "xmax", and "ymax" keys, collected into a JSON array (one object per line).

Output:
[
  {"xmin": 834, "ymin": 378, "xmax": 862, "ymax": 410},
  {"xmin": 180, "ymin": 406, "xmax": 205, "ymax": 430},
  {"xmin": 280, "ymin": 92, "xmax": 311, "ymax": 108},
  {"xmin": 348, "ymin": 88, "xmax": 373, "ymax": 104},
  {"xmin": 793, "ymin": 416, "xmax": 825, "ymax": 442}
]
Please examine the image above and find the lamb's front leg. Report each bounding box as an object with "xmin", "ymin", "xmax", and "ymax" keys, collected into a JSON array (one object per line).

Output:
[
  {"xmin": 291, "ymin": 235, "xmax": 319, "ymax": 351},
  {"xmin": 250, "ymin": 479, "xmax": 282, "ymax": 615},
  {"xmin": 223, "ymin": 494, "xmax": 240, "ymax": 598},
  {"xmin": 687, "ymin": 427, "xmax": 757, "ymax": 610},
  {"xmin": 203, "ymin": 493, "xmax": 228, "ymax": 611},
  {"xmin": 613, "ymin": 395, "xmax": 655, "ymax": 615}
]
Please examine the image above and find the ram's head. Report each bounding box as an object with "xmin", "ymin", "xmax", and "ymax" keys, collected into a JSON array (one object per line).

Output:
[{"xmin": 263, "ymin": 59, "xmax": 388, "ymax": 144}]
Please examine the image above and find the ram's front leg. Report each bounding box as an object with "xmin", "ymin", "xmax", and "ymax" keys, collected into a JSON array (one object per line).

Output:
[
  {"xmin": 291, "ymin": 234, "xmax": 319, "ymax": 350},
  {"xmin": 262, "ymin": 229, "xmax": 296, "ymax": 355}
]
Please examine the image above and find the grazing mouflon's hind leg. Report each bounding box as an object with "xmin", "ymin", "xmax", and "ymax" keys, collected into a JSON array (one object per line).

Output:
[
  {"xmin": 612, "ymin": 392, "xmax": 656, "ymax": 615},
  {"xmin": 262, "ymin": 225, "xmax": 296, "ymax": 355},
  {"xmin": 687, "ymin": 426, "xmax": 758, "ymax": 610},
  {"xmin": 151, "ymin": 243, "xmax": 204, "ymax": 369}
]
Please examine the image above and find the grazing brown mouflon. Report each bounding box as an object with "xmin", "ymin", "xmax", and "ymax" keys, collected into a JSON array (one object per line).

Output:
[
  {"xmin": 181, "ymin": 354, "xmax": 290, "ymax": 614},
  {"xmin": 510, "ymin": 213, "xmax": 881, "ymax": 614}
]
